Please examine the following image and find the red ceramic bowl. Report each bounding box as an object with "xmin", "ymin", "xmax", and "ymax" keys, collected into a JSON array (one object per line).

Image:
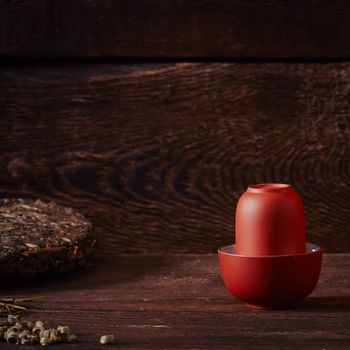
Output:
[{"xmin": 218, "ymin": 243, "xmax": 323, "ymax": 309}]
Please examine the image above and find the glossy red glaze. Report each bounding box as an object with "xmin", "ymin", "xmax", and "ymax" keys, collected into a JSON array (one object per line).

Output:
[
  {"xmin": 236, "ymin": 184, "xmax": 306, "ymax": 256},
  {"xmin": 218, "ymin": 244, "xmax": 323, "ymax": 309}
]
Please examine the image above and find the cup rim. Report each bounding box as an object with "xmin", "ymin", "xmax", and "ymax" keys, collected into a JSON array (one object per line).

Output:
[
  {"xmin": 218, "ymin": 243, "xmax": 323, "ymax": 258},
  {"xmin": 247, "ymin": 183, "xmax": 292, "ymax": 193}
]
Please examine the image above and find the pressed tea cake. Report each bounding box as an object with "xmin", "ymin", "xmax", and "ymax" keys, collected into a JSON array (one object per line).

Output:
[{"xmin": 0, "ymin": 198, "xmax": 95, "ymax": 284}]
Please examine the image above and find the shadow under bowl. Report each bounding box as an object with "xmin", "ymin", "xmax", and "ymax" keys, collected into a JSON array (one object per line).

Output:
[{"xmin": 218, "ymin": 243, "xmax": 323, "ymax": 309}]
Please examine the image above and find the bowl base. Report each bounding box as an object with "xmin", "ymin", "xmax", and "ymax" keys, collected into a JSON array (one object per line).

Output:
[{"xmin": 245, "ymin": 303, "xmax": 298, "ymax": 310}]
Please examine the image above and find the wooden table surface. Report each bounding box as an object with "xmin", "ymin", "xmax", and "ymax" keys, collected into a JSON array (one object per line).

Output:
[{"xmin": 2, "ymin": 254, "xmax": 350, "ymax": 349}]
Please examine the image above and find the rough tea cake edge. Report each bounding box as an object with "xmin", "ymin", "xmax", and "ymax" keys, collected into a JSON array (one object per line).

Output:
[{"xmin": 0, "ymin": 198, "xmax": 96, "ymax": 285}]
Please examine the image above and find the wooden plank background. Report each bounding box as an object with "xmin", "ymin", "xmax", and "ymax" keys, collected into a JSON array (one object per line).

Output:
[
  {"xmin": 2, "ymin": 0, "xmax": 350, "ymax": 59},
  {"xmin": 0, "ymin": 63, "xmax": 349, "ymax": 254}
]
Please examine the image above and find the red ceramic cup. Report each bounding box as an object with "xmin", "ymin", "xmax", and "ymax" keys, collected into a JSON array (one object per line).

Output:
[{"xmin": 236, "ymin": 184, "xmax": 306, "ymax": 256}]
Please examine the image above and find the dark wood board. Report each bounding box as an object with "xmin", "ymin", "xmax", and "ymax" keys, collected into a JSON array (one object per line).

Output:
[
  {"xmin": 1, "ymin": 254, "xmax": 350, "ymax": 349},
  {"xmin": 2, "ymin": 0, "xmax": 350, "ymax": 59},
  {"xmin": 0, "ymin": 63, "xmax": 350, "ymax": 254}
]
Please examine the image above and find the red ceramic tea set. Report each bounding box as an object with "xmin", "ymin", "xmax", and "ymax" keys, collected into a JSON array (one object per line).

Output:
[{"xmin": 218, "ymin": 183, "xmax": 323, "ymax": 309}]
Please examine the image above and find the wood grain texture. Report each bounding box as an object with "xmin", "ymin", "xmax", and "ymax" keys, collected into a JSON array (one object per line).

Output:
[
  {"xmin": 2, "ymin": 0, "xmax": 350, "ymax": 59},
  {"xmin": 2, "ymin": 254, "xmax": 350, "ymax": 349},
  {"xmin": 0, "ymin": 63, "xmax": 350, "ymax": 254}
]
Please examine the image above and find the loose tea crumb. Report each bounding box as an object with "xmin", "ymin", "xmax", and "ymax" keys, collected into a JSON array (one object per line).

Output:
[
  {"xmin": 6, "ymin": 331, "xmax": 20, "ymax": 345},
  {"xmin": 35, "ymin": 320, "xmax": 45, "ymax": 329},
  {"xmin": 0, "ymin": 313, "xmax": 78, "ymax": 346},
  {"xmin": 57, "ymin": 325, "xmax": 70, "ymax": 336},
  {"xmin": 20, "ymin": 334, "xmax": 33, "ymax": 345},
  {"xmin": 40, "ymin": 337, "xmax": 50, "ymax": 346},
  {"xmin": 7, "ymin": 314, "xmax": 20, "ymax": 324},
  {"xmin": 100, "ymin": 334, "xmax": 115, "ymax": 344},
  {"xmin": 67, "ymin": 334, "xmax": 78, "ymax": 343}
]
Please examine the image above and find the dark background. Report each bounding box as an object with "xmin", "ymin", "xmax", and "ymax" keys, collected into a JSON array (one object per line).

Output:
[{"xmin": 1, "ymin": 0, "xmax": 350, "ymax": 254}]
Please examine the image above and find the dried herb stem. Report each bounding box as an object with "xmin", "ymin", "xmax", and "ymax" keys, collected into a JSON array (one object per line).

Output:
[{"xmin": 0, "ymin": 297, "xmax": 42, "ymax": 317}]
